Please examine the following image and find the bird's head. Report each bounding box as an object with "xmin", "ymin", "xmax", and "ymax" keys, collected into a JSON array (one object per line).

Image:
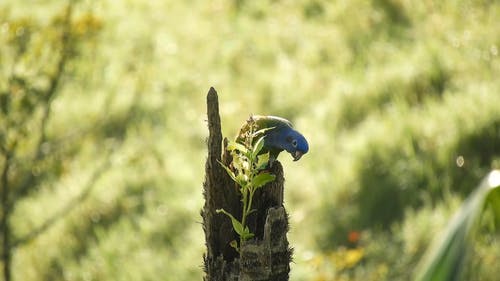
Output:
[{"xmin": 268, "ymin": 127, "xmax": 309, "ymax": 161}]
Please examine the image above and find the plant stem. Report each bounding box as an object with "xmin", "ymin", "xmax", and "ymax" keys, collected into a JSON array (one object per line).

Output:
[
  {"xmin": 240, "ymin": 187, "xmax": 248, "ymax": 244},
  {"xmin": 246, "ymin": 187, "xmax": 255, "ymax": 216}
]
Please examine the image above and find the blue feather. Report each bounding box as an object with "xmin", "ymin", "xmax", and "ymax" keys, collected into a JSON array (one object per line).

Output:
[{"xmin": 236, "ymin": 115, "xmax": 309, "ymax": 162}]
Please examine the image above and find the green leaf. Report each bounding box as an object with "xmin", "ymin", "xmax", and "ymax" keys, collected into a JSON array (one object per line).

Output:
[
  {"xmin": 252, "ymin": 126, "xmax": 275, "ymax": 138},
  {"xmin": 235, "ymin": 173, "xmax": 248, "ymax": 187},
  {"xmin": 256, "ymin": 152, "xmax": 270, "ymax": 170},
  {"xmin": 252, "ymin": 136, "xmax": 265, "ymax": 159},
  {"xmin": 218, "ymin": 160, "xmax": 239, "ymax": 183},
  {"xmin": 251, "ymin": 172, "xmax": 276, "ymax": 188},
  {"xmin": 486, "ymin": 186, "xmax": 500, "ymax": 227},
  {"xmin": 247, "ymin": 209, "xmax": 257, "ymax": 215},
  {"xmin": 227, "ymin": 141, "xmax": 248, "ymax": 154},
  {"xmin": 231, "ymin": 156, "xmax": 243, "ymax": 170},
  {"xmin": 229, "ymin": 240, "xmax": 239, "ymax": 252},
  {"xmin": 232, "ymin": 157, "xmax": 250, "ymax": 175},
  {"xmin": 241, "ymin": 226, "xmax": 255, "ymax": 240},
  {"xmin": 415, "ymin": 170, "xmax": 500, "ymax": 281},
  {"xmin": 216, "ymin": 209, "xmax": 244, "ymax": 236}
]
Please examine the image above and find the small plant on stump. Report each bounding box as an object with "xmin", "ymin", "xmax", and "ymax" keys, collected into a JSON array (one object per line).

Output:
[{"xmin": 217, "ymin": 117, "xmax": 276, "ymax": 251}]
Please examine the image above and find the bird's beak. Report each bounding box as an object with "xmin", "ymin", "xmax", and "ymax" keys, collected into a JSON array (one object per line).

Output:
[{"xmin": 292, "ymin": 151, "xmax": 304, "ymax": 161}]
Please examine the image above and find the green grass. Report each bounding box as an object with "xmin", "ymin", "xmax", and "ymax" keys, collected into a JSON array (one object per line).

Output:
[{"xmin": 1, "ymin": 0, "xmax": 499, "ymax": 280}]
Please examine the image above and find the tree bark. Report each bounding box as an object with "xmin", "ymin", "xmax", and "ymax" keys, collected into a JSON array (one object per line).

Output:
[
  {"xmin": 201, "ymin": 87, "xmax": 291, "ymax": 281},
  {"xmin": 1, "ymin": 153, "xmax": 12, "ymax": 281}
]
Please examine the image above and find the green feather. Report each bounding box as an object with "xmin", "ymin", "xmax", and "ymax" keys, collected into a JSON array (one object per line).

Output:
[{"xmin": 235, "ymin": 115, "xmax": 293, "ymax": 144}]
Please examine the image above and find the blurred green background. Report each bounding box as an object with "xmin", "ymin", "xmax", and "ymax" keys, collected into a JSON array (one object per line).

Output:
[{"xmin": 0, "ymin": 0, "xmax": 499, "ymax": 280}]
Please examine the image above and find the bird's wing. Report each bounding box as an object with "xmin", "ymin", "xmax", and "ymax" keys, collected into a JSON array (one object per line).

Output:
[
  {"xmin": 253, "ymin": 115, "xmax": 293, "ymax": 129},
  {"xmin": 235, "ymin": 115, "xmax": 293, "ymax": 144}
]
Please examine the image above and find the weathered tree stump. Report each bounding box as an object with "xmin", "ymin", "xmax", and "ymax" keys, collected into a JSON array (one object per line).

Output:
[{"xmin": 201, "ymin": 87, "xmax": 292, "ymax": 281}]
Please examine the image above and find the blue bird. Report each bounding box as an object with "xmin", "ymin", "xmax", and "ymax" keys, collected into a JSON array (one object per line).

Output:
[{"xmin": 236, "ymin": 115, "xmax": 309, "ymax": 162}]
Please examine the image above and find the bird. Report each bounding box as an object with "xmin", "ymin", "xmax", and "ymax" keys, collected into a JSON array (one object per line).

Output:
[{"xmin": 236, "ymin": 115, "xmax": 309, "ymax": 162}]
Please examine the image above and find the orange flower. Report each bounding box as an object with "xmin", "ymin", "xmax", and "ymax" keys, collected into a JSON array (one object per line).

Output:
[{"xmin": 348, "ymin": 231, "xmax": 361, "ymax": 243}]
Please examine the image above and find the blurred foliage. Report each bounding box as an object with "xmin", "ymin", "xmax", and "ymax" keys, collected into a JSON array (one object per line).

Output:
[
  {"xmin": 415, "ymin": 171, "xmax": 500, "ymax": 281},
  {"xmin": 0, "ymin": 0, "xmax": 498, "ymax": 281}
]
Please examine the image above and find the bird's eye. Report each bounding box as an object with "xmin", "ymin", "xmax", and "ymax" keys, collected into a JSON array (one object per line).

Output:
[{"xmin": 292, "ymin": 139, "xmax": 297, "ymax": 147}]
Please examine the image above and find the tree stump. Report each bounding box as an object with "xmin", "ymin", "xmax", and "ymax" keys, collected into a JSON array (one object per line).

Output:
[{"xmin": 201, "ymin": 87, "xmax": 292, "ymax": 281}]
